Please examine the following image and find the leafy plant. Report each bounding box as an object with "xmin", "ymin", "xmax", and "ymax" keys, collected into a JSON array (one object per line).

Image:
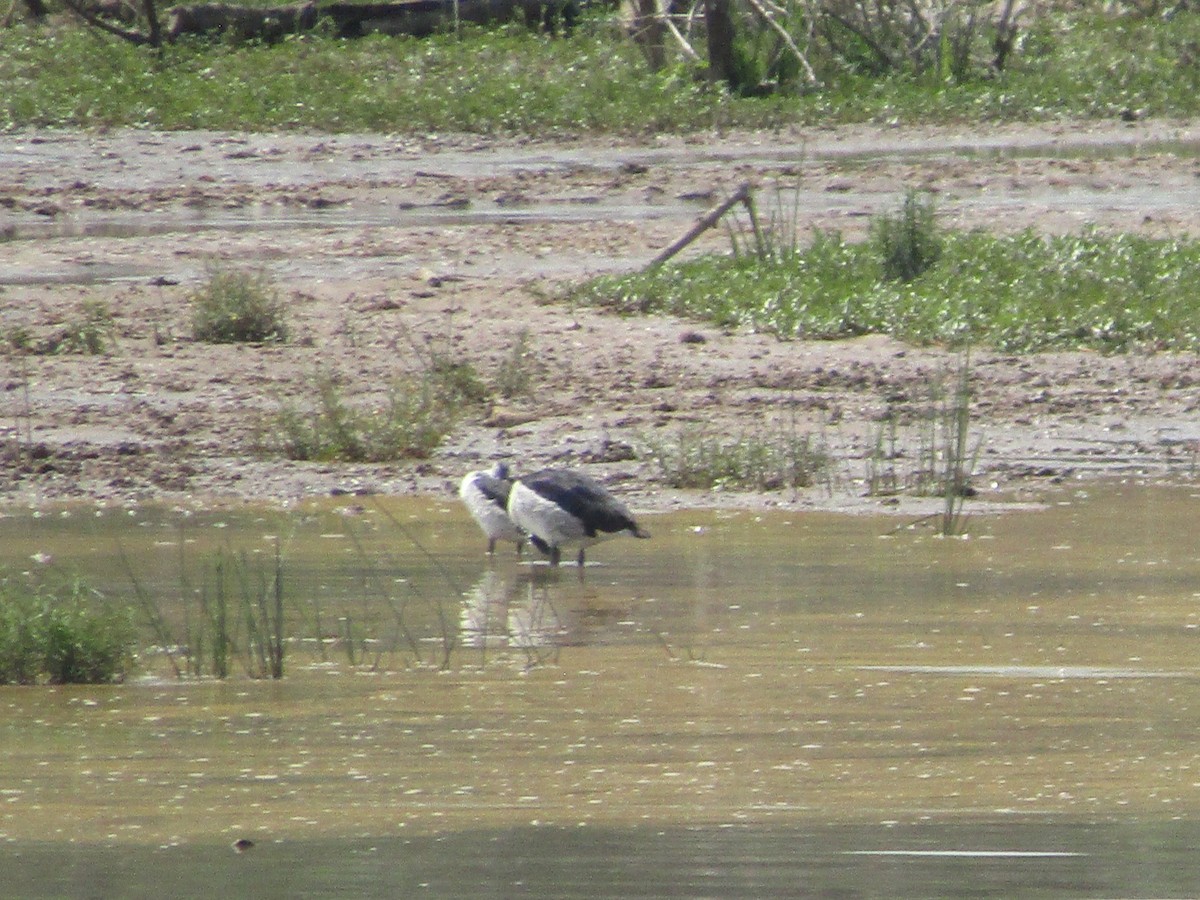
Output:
[
  {"xmin": 572, "ymin": 226, "xmax": 1200, "ymax": 353},
  {"xmin": 191, "ymin": 268, "xmax": 289, "ymax": 344},
  {"xmin": 0, "ymin": 572, "xmax": 136, "ymax": 685},
  {"xmin": 871, "ymin": 189, "xmax": 942, "ymax": 283}
]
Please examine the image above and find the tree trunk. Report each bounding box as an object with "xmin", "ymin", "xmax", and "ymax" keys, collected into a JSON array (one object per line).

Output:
[
  {"xmin": 631, "ymin": 0, "xmax": 667, "ymax": 71},
  {"xmin": 703, "ymin": 0, "xmax": 736, "ymax": 88}
]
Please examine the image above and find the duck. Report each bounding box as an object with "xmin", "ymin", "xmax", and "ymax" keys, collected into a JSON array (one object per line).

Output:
[
  {"xmin": 506, "ymin": 468, "xmax": 649, "ymax": 567},
  {"xmin": 459, "ymin": 461, "xmax": 525, "ymax": 556}
]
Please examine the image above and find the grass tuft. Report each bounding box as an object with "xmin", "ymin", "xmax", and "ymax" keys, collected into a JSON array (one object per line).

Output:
[
  {"xmin": 268, "ymin": 364, "xmax": 476, "ymax": 462},
  {"xmin": 871, "ymin": 189, "xmax": 942, "ymax": 283},
  {"xmin": 644, "ymin": 423, "xmax": 828, "ymax": 492}
]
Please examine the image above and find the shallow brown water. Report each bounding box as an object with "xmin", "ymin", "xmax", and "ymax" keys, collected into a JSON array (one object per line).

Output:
[{"xmin": 1, "ymin": 484, "xmax": 1199, "ymax": 896}]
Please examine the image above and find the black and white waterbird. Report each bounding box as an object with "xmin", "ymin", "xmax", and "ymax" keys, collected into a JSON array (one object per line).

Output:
[
  {"xmin": 506, "ymin": 468, "xmax": 650, "ymax": 567},
  {"xmin": 459, "ymin": 462, "xmax": 525, "ymax": 556}
]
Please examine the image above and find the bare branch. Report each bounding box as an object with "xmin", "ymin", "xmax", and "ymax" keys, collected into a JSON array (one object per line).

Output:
[
  {"xmin": 744, "ymin": 0, "xmax": 820, "ymax": 85},
  {"xmin": 659, "ymin": 0, "xmax": 701, "ymax": 61}
]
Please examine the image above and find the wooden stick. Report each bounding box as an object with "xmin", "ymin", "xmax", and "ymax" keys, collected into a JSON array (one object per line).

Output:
[{"xmin": 647, "ymin": 181, "xmax": 752, "ymax": 269}]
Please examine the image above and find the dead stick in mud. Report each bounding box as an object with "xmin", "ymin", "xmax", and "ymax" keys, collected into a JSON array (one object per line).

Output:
[{"xmin": 647, "ymin": 181, "xmax": 753, "ymax": 269}]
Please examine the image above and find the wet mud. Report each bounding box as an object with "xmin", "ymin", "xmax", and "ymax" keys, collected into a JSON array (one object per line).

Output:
[{"xmin": 2, "ymin": 119, "xmax": 1200, "ymax": 513}]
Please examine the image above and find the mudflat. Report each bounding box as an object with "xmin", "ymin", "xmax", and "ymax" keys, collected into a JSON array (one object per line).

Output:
[{"xmin": 3, "ymin": 119, "xmax": 1199, "ymax": 513}]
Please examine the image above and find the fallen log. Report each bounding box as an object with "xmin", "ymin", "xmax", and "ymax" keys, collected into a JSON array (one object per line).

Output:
[
  {"xmin": 647, "ymin": 182, "xmax": 753, "ymax": 270},
  {"xmin": 164, "ymin": 0, "xmax": 577, "ymax": 42},
  {"xmin": 166, "ymin": 1, "xmax": 317, "ymax": 41}
]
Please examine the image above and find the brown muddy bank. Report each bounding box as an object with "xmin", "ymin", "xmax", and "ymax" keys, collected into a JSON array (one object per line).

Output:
[{"xmin": 2, "ymin": 119, "xmax": 1200, "ymax": 513}]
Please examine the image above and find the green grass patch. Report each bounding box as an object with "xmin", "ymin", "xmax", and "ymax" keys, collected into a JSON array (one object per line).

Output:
[
  {"xmin": 3, "ymin": 9, "xmax": 1200, "ymax": 132},
  {"xmin": 8, "ymin": 299, "xmax": 117, "ymax": 355},
  {"xmin": 644, "ymin": 424, "xmax": 829, "ymax": 492},
  {"xmin": 572, "ymin": 226, "xmax": 1200, "ymax": 353}
]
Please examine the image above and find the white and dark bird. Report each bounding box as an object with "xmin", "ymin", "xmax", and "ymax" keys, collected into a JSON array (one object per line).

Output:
[
  {"xmin": 459, "ymin": 462, "xmax": 525, "ymax": 556},
  {"xmin": 507, "ymin": 468, "xmax": 650, "ymax": 567}
]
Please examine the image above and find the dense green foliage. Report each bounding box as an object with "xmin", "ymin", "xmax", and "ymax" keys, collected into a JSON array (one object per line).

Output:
[
  {"xmin": 2, "ymin": 9, "xmax": 1200, "ymax": 133},
  {"xmin": 573, "ymin": 227, "xmax": 1200, "ymax": 352},
  {"xmin": 0, "ymin": 573, "xmax": 137, "ymax": 684}
]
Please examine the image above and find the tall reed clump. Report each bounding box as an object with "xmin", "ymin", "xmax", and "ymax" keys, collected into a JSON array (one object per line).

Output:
[
  {"xmin": 871, "ymin": 189, "xmax": 943, "ymax": 283},
  {"xmin": 0, "ymin": 572, "xmax": 137, "ymax": 684},
  {"xmin": 928, "ymin": 348, "xmax": 977, "ymax": 536},
  {"xmin": 869, "ymin": 350, "xmax": 978, "ymax": 535},
  {"xmin": 728, "ymin": 185, "xmax": 805, "ymax": 264},
  {"xmin": 126, "ymin": 536, "xmax": 287, "ymax": 680},
  {"xmin": 191, "ymin": 546, "xmax": 287, "ymax": 679}
]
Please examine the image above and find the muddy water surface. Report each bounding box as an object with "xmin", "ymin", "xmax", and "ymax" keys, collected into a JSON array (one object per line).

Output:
[{"xmin": 1, "ymin": 485, "xmax": 1199, "ymax": 896}]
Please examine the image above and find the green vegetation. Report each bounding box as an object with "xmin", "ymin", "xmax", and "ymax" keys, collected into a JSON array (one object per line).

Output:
[
  {"xmin": 3, "ymin": 300, "xmax": 116, "ymax": 355},
  {"xmin": 644, "ymin": 422, "xmax": 828, "ymax": 492},
  {"xmin": 495, "ymin": 328, "xmax": 536, "ymax": 400},
  {"xmin": 0, "ymin": 572, "xmax": 136, "ymax": 684},
  {"xmin": 2, "ymin": 6, "xmax": 1200, "ymax": 133},
  {"xmin": 191, "ymin": 268, "xmax": 289, "ymax": 344},
  {"xmin": 268, "ymin": 363, "xmax": 479, "ymax": 462},
  {"xmin": 573, "ymin": 221, "xmax": 1200, "ymax": 354},
  {"xmin": 57, "ymin": 299, "xmax": 116, "ymax": 354},
  {"xmin": 871, "ymin": 190, "xmax": 942, "ymax": 284},
  {"xmin": 865, "ymin": 353, "xmax": 979, "ymax": 535}
]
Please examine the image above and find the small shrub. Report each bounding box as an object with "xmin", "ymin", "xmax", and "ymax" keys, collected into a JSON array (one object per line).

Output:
[
  {"xmin": 5, "ymin": 324, "xmax": 34, "ymax": 353},
  {"xmin": 871, "ymin": 189, "xmax": 943, "ymax": 283},
  {"xmin": 271, "ymin": 368, "xmax": 462, "ymax": 462},
  {"xmin": 191, "ymin": 268, "xmax": 289, "ymax": 344},
  {"xmin": 495, "ymin": 328, "xmax": 535, "ymax": 399},
  {"xmin": 58, "ymin": 299, "xmax": 116, "ymax": 355},
  {"xmin": 0, "ymin": 573, "xmax": 137, "ymax": 685},
  {"xmin": 430, "ymin": 355, "xmax": 490, "ymax": 405}
]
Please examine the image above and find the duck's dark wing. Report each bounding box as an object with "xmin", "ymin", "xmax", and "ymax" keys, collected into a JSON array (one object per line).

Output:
[{"xmin": 521, "ymin": 469, "xmax": 641, "ymax": 538}]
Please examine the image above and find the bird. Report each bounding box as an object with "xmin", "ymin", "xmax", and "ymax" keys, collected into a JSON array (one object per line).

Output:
[
  {"xmin": 459, "ymin": 462, "xmax": 525, "ymax": 556},
  {"xmin": 506, "ymin": 468, "xmax": 650, "ymax": 567}
]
